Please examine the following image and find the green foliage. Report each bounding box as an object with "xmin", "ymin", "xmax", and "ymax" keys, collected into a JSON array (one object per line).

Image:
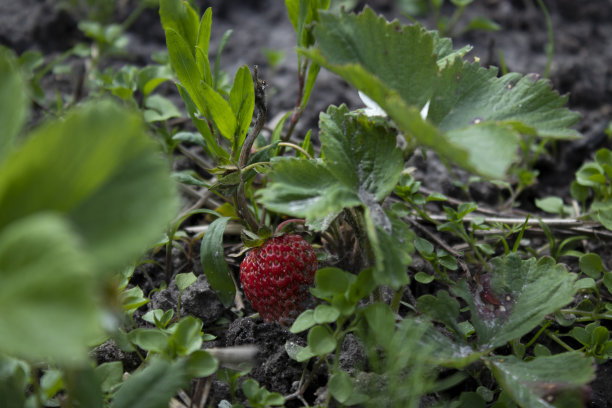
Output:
[{"xmin": 299, "ymin": 8, "xmax": 580, "ymax": 179}]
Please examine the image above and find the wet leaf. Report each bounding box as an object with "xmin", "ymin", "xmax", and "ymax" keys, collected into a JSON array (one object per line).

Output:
[
  {"xmin": 487, "ymin": 352, "xmax": 594, "ymax": 408},
  {"xmin": 452, "ymin": 254, "xmax": 577, "ymax": 349}
]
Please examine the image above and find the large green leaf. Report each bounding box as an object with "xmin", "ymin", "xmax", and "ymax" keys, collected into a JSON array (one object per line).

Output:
[
  {"xmin": 0, "ymin": 214, "xmax": 102, "ymax": 364},
  {"xmin": 256, "ymin": 158, "xmax": 361, "ymax": 227},
  {"xmin": 452, "ymin": 254, "xmax": 577, "ymax": 349},
  {"xmin": 0, "ymin": 47, "xmax": 27, "ymax": 162},
  {"xmin": 300, "ymin": 8, "xmax": 581, "ymax": 179},
  {"xmin": 430, "ymin": 60, "xmax": 581, "ymax": 139},
  {"xmin": 0, "ymin": 99, "xmax": 179, "ymax": 272},
  {"xmin": 487, "ymin": 353, "xmax": 594, "ymax": 408}
]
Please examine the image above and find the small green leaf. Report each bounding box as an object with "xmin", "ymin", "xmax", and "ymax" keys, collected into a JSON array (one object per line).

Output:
[
  {"xmin": 535, "ymin": 196, "xmax": 565, "ymax": 214},
  {"xmin": 417, "ymin": 291, "xmax": 461, "ymax": 334},
  {"xmin": 200, "ymin": 217, "xmax": 236, "ymax": 307},
  {"xmin": 314, "ymin": 304, "xmax": 341, "ymax": 324},
  {"xmin": 314, "ymin": 267, "xmax": 353, "ymax": 297},
  {"xmin": 176, "ymin": 272, "xmax": 197, "ymax": 291},
  {"xmin": 579, "ymin": 253, "xmax": 603, "ymax": 279},
  {"xmin": 308, "ymin": 325, "xmax": 337, "ymax": 355},
  {"xmin": 415, "ymin": 271, "xmax": 435, "ymax": 284},
  {"xmin": 363, "ymin": 303, "xmax": 395, "ymax": 349},
  {"xmin": 128, "ymin": 329, "xmax": 169, "ymax": 354},
  {"xmin": 414, "ymin": 237, "xmax": 434, "ymax": 257},
  {"xmin": 328, "ymin": 370, "xmax": 353, "ymax": 403},
  {"xmin": 186, "ymin": 350, "xmax": 218, "ymax": 377},
  {"xmin": 111, "ymin": 358, "xmax": 190, "ymax": 408},
  {"xmin": 169, "ymin": 316, "xmax": 203, "ymax": 356},
  {"xmin": 143, "ymin": 94, "xmax": 181, "ymax": 123},
  {"xmin": 200, "ymin": 81, "xmax": 237, "ymax": 141}
]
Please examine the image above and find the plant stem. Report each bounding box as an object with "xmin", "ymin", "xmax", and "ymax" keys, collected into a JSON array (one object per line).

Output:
[
  {"xmin": 524, "ymin": 320, "xmax": 551, "ymax": 348},
  {"xmin": 234, "ymin": 66, "xmax": 267, "ymax": 232},
  {"xmin": 545, "ymin": 330, "xmax": 575, "ymax": 352},
  {"xmin": 535, "ymin": 0, "xmax": 554, "ymax": 78}
]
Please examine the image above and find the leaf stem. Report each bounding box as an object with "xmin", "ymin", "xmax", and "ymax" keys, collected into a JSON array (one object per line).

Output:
[{"xmin": 545, "ymin": 330, "xmax": 575, "ymax": 352}]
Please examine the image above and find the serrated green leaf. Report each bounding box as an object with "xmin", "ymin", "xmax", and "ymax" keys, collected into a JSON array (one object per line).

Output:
[
  {"xmin": 0, "ymin": 214, "xmax": 101, "ymax": 364},
  {"xmin": 320, "ymin": 105, "xmax": 403, "ymax": 201},
  {"xmin": 0, "ymin": 47, "xmax": 27, "ymax": 162},
  {"xmin": 431, "ymin": 60, "xmax": 580, "ymax": 139},
  {"xmin": 200, "ymin": 216, "xmax": 236, "ymax": 307},
  {"xmin": 111, "ymin": 358, "xmax": 190, "ymax": 408},
  {"xmin": 229, "ymin": 65, "xmax": 255, "ymax": 147},
  {"xmin": 452, "ymin": 254, "xmax": 577, "ymax": 349},
  {"xmin": 487, "ymin": 353, "xmax": 594, "ymax": 408},
  {"xmin": 256, "ymin": 158, "xmax": 360, "ymax": 227},
  {"xmin": 301, "ymin": 8, "xmax": 580, "ymax": 179},
  {"xmin": 417, "ymin": 291, "xmax": 461, "ymax": 334},
  {"xmin": 0, "ymin": 99, "xmax": 178, "ymax": 272}
]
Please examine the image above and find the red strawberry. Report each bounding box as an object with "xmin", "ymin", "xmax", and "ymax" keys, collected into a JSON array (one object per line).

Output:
[{"xmin": 240, "ymin": 234, "xmax": 317, "ymax": 325}]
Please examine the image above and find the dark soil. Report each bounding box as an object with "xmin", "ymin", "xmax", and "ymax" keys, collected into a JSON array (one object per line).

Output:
[{"xmin": 2, "ymin": 0, "xmax": 612, "ymax": 406}]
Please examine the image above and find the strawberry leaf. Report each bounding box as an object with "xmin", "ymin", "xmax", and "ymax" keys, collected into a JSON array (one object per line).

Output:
[
  {"xmin": 452, "ymin": 254, "xmax": 577, "ymax": 349},
  {"xmin": 300, "ymin": 7, "xmax": 581, "ymax": 178},
  {"xmin": 487, "ymin": 353, "xmax": 594, "ymax": 408}
]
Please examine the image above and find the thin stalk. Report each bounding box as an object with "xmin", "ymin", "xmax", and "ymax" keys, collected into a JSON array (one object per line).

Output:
[
  {"xmin": 535, "ymin": 0, "xmax": 554, "ymax": 78},
  {"xmin": 545, "ymin": 330, "xmax": 575, "ymax": 352},
  {"xmin": 524, "ymin": 320, "xmax": 551, "ymax": 348}
]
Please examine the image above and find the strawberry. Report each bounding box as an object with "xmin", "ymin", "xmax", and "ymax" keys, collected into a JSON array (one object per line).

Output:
[{"xmin": 240, "ymin": 234, "xmax": 317, "ymax": 325}]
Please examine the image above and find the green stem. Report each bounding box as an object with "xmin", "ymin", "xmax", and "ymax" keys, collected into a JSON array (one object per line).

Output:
[
  {"xmin": 545, "ymin": 330, "xmax": 575, "ymax": 352},
  {"xmin": 535, "ymin": 0, "xmax": 554, "ymax": 78},
  {"xmin": 524, "ymin": 321, "xmax": 551, "ymax": 348},
  {"xmin": 391, "ymin": 287, "xmax": 405, "ymax": 314}
]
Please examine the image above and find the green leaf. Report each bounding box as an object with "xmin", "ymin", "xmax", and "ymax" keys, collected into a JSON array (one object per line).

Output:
[
  {"xmin": 535, "ymin": 196, "xmax": 565, "ymax": 214},
  {"xmin": 0, "ymin": 99, "xmax": 178, "ymax": 272},
  {"xmin": 452, "ymin": 254, "xmax": 577, "ymax": 349},
  {"xmin": 328, "ymin": 370, "xmax": 354, "ymax": 403},
  {"xmin": 186, "ymin": 350, "xmax": 218, "ymax": 377},
  {"xmin": 290, "ymin": 310, "xmax": 316, "ymax": 333},
  {"xmin": 111, "ymin": 358, "xmax": 190, "ymax": 408},
  {"xmin": 579, "ymin": 253, "xmax": 603, "ymax": 279},
  {"xmin": 200, "ymin": 216, "xmax": 236, "ymax": 307},
  {"xmin": 94, "ymin": 361, "xmax": 123, "ymax": 393},
  {"xmin": 229, "ymin": 65, "xmax": 255, "ymax": 146},
  {"xmin": 431, "ymin": 60, "xmax": 580, "ymax": 140},
  {"xmin": 0, "ymin": 214, "xmax": 101, "ymax": 364},
  {"xmin": 314, "ymin": 267, "xmax": 353, "ymax": 297},
  {"xmin": 314, "ymin": 304, "xmax": 341, "ymax": 324},
  {"xmin": 63, "ymin": 366, "xmax": 104, "ymax": 408},
  {"xmin": 176, "ymin": 272, "xmax": 197, "ymax": 291},
  {"xmin": 0, "ymin": 47, "xmax": 27, "ymax": 162},
  {"xmin": 168, "ymin": 316, "xmax": 203, "ymax": 356},
  {"xmin": 301, "ymin": 8, "xmax": 580, "ymax": 179},
  {"xmin": 0, "ymin": 353, "xmax": 29, "ymax": 407},
  {"xmin": 196, "ymin": 7, "xmax": 213, "ymax": 84},
  {"xmin": 487, "ymin": 353, "xmax": 594, "ymax": 408},
  {"xmin": 301, "ymin": 8, "xmax": 436, "ymax": 108},
  {"xmin": 256, "ymin": 158, "xmax": 360, "ymax": 227},
  {"xmin": 143, "ymin": 94, "xmax": 181, "ymax": 123},
  {"xmin": 363, "ymin": 303, "xmax": 395, "ymax": 349},
  {"xmin": 128, "ymin": 328, "xmax": 169, "ymax": 354},
  {"xmin": 159, "ymin": 0, "xmax": 200, "ymax": 51},
  {"xmin": 319, "ymin": 105, "xmax": 403, "ymax": 201},
  {"xmin": 200, "ymin": 80, "xmax": 237, "ymax": 141},
  {"xmin": 417, "ymin": 291, "xmax": 461, "ymax": 334},
  {"xmin": 308, "ymin": 325, "xmax": 337, "ymax": 355}
]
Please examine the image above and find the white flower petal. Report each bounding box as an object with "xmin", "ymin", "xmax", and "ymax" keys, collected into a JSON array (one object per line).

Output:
[{"xmin": 358, "ymin": 91, "xmax": 386, "ymax": 117}]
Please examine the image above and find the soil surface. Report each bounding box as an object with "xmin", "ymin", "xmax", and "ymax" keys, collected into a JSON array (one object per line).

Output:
[{"xmin": 2, "ymin": 0, "xmax": 612, "ymax": 406}]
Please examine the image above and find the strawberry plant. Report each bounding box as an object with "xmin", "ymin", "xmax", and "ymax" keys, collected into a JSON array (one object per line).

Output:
[{"xmin": 1, "ymin": 0, "xmax": 611, "ymax": 407}]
